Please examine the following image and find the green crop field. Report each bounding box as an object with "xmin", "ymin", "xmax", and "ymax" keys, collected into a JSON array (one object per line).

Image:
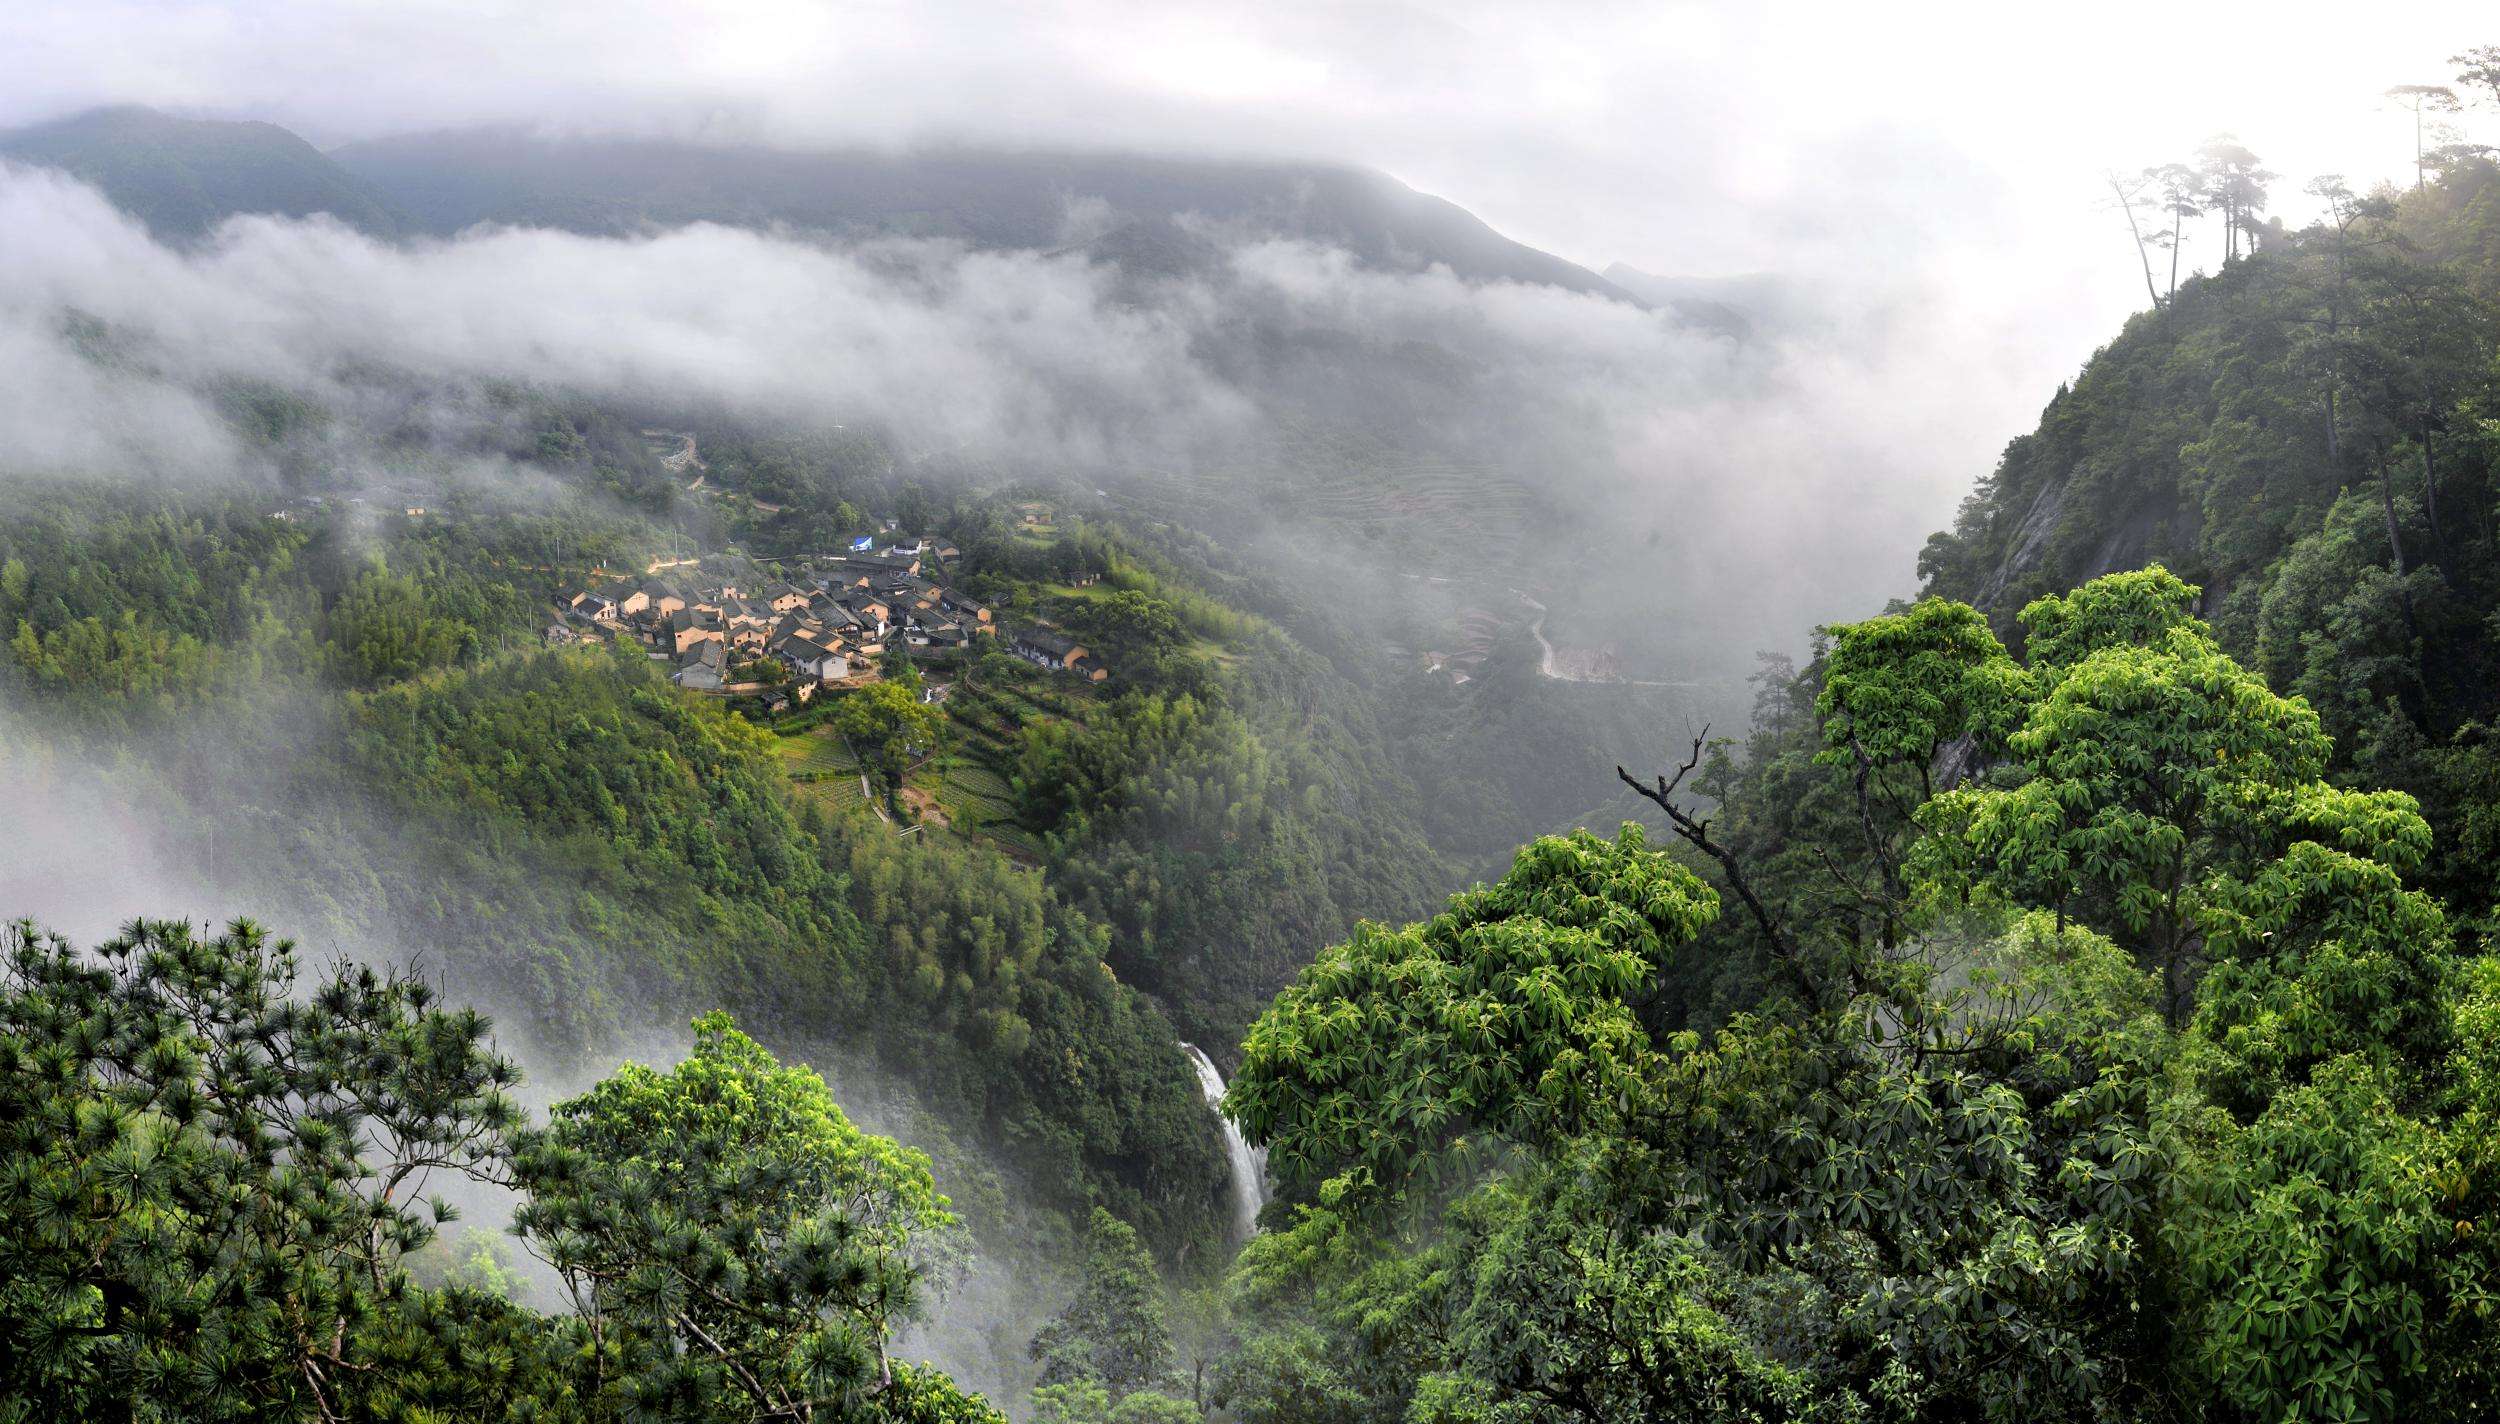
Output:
[
  {"xmin": 943, "ymin": 760, "xmax": 1013, "ymax": 804},
  {"xmin": 776, "ymin": 728, "xmax": 860, "ymax": 775},
  {"xmin": 925, "ymin": 756, "xmax": 1016, "ymax": 824}
]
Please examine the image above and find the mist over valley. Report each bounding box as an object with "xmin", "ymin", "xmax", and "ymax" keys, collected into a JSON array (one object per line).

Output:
[{"xmin": 9, "ymin": 6, "xmax": 2500, "ymax": 1422}]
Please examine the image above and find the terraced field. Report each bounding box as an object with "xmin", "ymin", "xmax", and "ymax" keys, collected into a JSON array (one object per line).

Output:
[
  {"xmin": 929, "ymin": 758, "xmax": 1011, "ymax": 820},
  {"xmin": 772, "ymin": 669, "xmax": 1086, "ymax": 859},
  {"xmin": 936, "ymin": 690, "xmax": 1026, "ymax": 764},
  {"xmin": 915, "ymin": 753, "xmax": 1041, "ymax": 858},
  {"xmin": 776, "ymin": 727, "xmax": 860, "ymax": 775}
]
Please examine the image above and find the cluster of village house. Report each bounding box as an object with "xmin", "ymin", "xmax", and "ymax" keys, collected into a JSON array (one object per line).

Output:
[{"xmin": 551, "ymin": 536, "xmax": 1109, "ymax": 705}]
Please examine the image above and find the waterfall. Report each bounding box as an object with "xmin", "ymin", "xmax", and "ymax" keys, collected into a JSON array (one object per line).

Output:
[{"xmin": 1181, "ymin": 1043, "xmax": 1267, "ymax": 1242}]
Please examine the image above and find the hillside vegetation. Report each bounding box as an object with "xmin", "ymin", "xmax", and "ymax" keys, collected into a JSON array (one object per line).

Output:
[
  {"xmin": 1921, "ymin": 151, "xmax": 2500, "ymax": 925},
  {"xmin": 1197, "ymin": 64, "xmax": 2500, "ymax": 1424},
  {"xmin": 24, "ymin": 56, "xmax": 2500, "ymax": 1424},
  {"xmin": 0, "ymin": 105, "xmax": 410, "ymax": 240}
]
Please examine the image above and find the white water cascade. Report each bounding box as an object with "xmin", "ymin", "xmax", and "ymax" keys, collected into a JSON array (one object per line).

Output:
[{"xmin": 1182, "ymin": 1043, "xmax": 1268, "ymax": 1242}]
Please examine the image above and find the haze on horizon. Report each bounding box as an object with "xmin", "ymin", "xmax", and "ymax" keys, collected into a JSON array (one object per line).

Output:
[{"xmin": 10, "ymin": 3, "xmax": 2491, "ymax": 288}]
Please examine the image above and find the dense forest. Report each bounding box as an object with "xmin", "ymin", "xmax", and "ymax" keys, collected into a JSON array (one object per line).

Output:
[
  {"xmin": 0, "ymin": 370, "xmax": 1486, "ymax": 1414},
  {"xmin": 1191, "ymin": 61, "xmax": 2500, "ymax": 1424},
  {"xmin": 1918, "ymin": 130, "xmax": 2500, "ymax": 931},
  {"xmin": 19, "ymin": 36, "xmax": 2500, "ymax": 1424}
]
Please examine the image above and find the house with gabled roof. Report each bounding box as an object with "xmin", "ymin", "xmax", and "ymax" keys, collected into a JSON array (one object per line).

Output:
[
  {"xmin": 771, "ymin": 628, "xmax": 851, "ymax": 683},
  {"xmin": 844, "ymin": 595, "xmax": 892, "ymax": 632},
  {"xmin": 673, "ymin": 639, "xmax": 726, "ymax": 690},
  {"xmin": 668, "ymin": 606, "xmax": 725, "ymax": 655},
  {"xmin": 1012, "ymin": 628, "xmax": 1093, "ymax": 673},
  {"xmin": 904, "ymin": 617, "xmax": 957, "ymax": 648},
  {"xmin": 847, "ymin": 551, "xmax": 921, "ymax": 578},
  {"xmin": 808, "ymin": 594, "xmax": 864, "ymax": 632}
]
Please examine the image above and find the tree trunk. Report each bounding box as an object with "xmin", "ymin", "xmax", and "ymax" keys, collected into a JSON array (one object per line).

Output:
[
  {"xmin": 2378, "ymin": 447, "xmax": 2409, "ymax": 577},
  {"xmin": 2109, "ymin": 175, "xmax": 2163, "ymax": 310},
  {"xmin": 2422, "ymin": 415, "xmax": 2447, "ymax": 556},
  {"xmin": 2325, "ymin": 367, "xmax": 2340, "ymax": 466},
  {"xmin": 2376, "ymin": 444, "xmax": 2422, "ymax": 641}
]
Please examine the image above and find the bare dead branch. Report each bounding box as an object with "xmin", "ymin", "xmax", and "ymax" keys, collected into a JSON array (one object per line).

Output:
[{"xmin": 1619, "ymin": 731, "xmax": 1824, "ymax": 1006}]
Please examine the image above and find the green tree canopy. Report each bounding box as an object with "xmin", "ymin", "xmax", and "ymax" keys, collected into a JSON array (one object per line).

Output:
[
  {"xmin": 0, "ymin": 917, "xmax": 520, "ymax": 1422},
  {"xmin": 1816, "ymin": 595, "xmax": 2027, "ymax": 785},
  {"xmin": 515, "ymin": 1011, "xmax": 961, "ymax": 1418},
  {"xmin": 1029, "ymin": 1208, "xmax": 1177, "ymax": 1398},
  {"xmin": 0, "ymin": 918, "xmax": 1008, "ymax": 1424},
  {"xmin": 1229, "ymin": 824, "xmax": 1718, "ymax": 1216},
  {"xmin": 1222, "ymin": 569, "xmax": 2500, "ymax": 1424},
  {"xmin": 837, "ymin": 679, "xmax": 945, "ymax": 791},
  {"xmin": 327, "ymin": 564, "xmax": 472, "ymax": 686}
]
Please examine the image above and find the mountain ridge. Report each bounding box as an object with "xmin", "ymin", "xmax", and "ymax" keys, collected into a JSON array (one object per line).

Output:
[
  {"xmin": 0, "ymin": 105, "xmax": 1647, "ymax": 304},
  {"xmin": 0, "ymin": 105, "xmax": 412, "ymax": 241},
  {"xmin": 329, "ymin": 126, "xmax": 1649, "ymax": 301}
]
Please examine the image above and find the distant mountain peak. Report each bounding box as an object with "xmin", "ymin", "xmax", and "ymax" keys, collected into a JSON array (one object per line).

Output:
[
  {"xmin": 0, "ymin": 105, "xmax": 410, "ymax": 241},
  {"xmin": 2, "ymin": 104, "xmax": 1650, "ymax": 306}
]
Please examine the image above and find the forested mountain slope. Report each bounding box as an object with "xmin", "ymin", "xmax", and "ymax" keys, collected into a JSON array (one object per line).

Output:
[
  {"xmin": 0, "ymin": 475, "xmax": 1231, "ymax": 1258},
  {"xmin": 1197, "ymin": 99, "xmax": 2500, "ymax": 1424},
  {"xmin": 329, "ymin": 130, "xmax": 1643, "ymax": 300},
  {"xmin": 1917, "ymin": 154, "xmax": 2500, "ymax": 922},
  {"xmin": 0, "ymin": 347, "xmax": 1478, "ymax": 1268},
  {"xmin": 0, "ymin": 357, "xmax": 1634, "ymax": 1418},
  {"xmin": 38, "ymin": 80, "xmax": 2500, "ymax": 1424},
  {"xmin": 0, "ymin": 105, "xmax": 410, "ymax": 240},
  {"xmin": 1921, "ymin": 157, "xmax": 2500, "ymax": 632}
]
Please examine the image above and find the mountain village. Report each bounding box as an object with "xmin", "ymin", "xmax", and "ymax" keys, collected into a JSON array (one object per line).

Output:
[{"xmin": 551, "ymin": 533, "xmax": 1111, "ymax": 709}]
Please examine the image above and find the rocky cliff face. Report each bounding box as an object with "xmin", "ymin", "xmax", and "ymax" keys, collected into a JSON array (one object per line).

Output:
[
  {"xmin": 1967, "ymin": 460, "xmax": 2201, "ymax": 620},
  {"xmin": 1917, "ymin": 273, "xmax": 2278, "ymax": 637}
]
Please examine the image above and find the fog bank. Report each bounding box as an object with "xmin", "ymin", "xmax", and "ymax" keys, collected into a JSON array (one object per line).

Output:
[{"xmin": 1, "ymin": 161, "xmax": 2019, "ymax": 661}]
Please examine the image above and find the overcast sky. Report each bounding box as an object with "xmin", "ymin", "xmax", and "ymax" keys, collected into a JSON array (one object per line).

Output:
[
  {"xmin": 6, "ymin": 3, "xmax": 2489, "ymax": 266},
  {"xmin": 4, "ymin": 0, "xmax": 2497, "ymax": 594},
  {"xmin": 9, "ymin": 3, "xmax": 2494, "ymax": 325}
]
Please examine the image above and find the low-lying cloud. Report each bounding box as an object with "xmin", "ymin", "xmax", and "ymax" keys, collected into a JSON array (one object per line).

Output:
[
  {"xmin": 0, "ymin": 159, "xmax": 2016, "ymax": 662},
  {"xmin": 0, "ymin": 162, "xmax": 1248, "ymax": 479}
]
